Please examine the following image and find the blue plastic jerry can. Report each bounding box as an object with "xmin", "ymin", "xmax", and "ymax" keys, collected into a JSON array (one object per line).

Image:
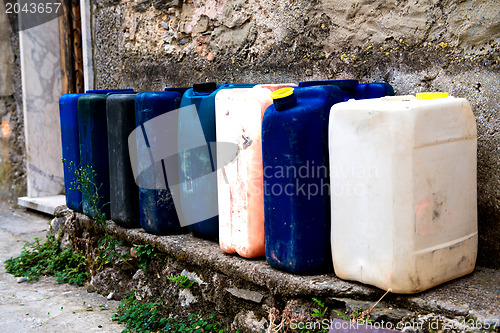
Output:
[
  {"xmin": 354, "ymin": 82, "xmax": 394, "ymax": 99},
  {"xmin": 298, "ymin": 79, "xmax": 359, "ymax": 100},
  {"xmin": 134, "ymin": 90, "xmax": 186, "ymax": 235},
  {"xmin": 176, "ymin": 82, "xmax": 255, "ymax": 241},
  {"xmin": 59, "ymin": 93, "xmax": 85, "ymax": 212},
  {"xmin": 262, "ymin": 86, "xmax": 344, "ymax": 275},
  {"xmin": 298, "ymin": 80, "xmax": 394, "ymax": 101}
]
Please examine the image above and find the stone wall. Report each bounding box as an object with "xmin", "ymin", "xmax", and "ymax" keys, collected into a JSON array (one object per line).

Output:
[
  {"xmin": 89, "ymin": 0, "xmax": 500, "ymax": 268},
  {"xmin": 50, "ymin": 208, "xmax": 500, "ymax": 332},
  {"xmin": 0, "ymin": 0, "xmax": 26, "ymax": 203}
]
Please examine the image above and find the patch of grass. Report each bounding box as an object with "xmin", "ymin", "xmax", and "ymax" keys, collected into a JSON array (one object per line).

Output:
[
  {"xmin": 167, "ymin": 274, "xmax": 195, "ymax": 289},
  {"xmin": 112, "ymin": 292, "xmax": 225, "ymax": 333},
  {"xmin": 4, "ymin": 233, "xmax": 88, "ymax": 285}
]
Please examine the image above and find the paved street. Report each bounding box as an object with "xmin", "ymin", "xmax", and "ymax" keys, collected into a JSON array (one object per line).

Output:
[{"xmin": 0, "ymin": 206, "xmax": 123, "ymax": 333}]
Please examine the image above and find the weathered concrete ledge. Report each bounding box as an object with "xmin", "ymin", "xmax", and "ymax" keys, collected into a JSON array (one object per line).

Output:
[
  {"xmin": 102, "ymin": 219, "xmax": 500, "ymax": 322},
  {"xmin": 99, "ymin": 218, "xmax": 381, "ymax": 300},
  {"xmin": 52, "ymin": 207, "xmax": 500, "ymax": 331}
]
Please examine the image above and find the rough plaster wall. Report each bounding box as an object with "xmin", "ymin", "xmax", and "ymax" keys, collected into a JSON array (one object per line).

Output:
[
  {"xmin": 0, "ymin": 0, "xmax": 13, "ymax": 97},
  {"xmin": 91, "ymin": 0, "xmax": 500, "ymax": 268},
  {"xmin": 0, "ymin": 0, "xmax": 26, "ymax": 203}
]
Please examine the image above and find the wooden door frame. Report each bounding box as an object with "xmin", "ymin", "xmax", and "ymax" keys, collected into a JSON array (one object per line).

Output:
[{"xmin": 59, "ymin": 0, "xmax": 84, "ymax": 94}]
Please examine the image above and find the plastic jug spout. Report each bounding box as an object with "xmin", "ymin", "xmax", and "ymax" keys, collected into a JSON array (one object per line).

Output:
[{"xmin": 271, "ymin": 87, "xmax": 297, "ymax": 111}]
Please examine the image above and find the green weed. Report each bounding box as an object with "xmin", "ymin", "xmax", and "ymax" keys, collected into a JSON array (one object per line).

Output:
[
  {"xmin": 333, "ymin": 309, "xmax": 350, "ymax": 321},
  {"xmin": 134, "ymin": 244, "xmax": 158, "ymax": 270},
  {"xmin": 311, "ymin": 298, "xmax": 328, "ymax": 318},
  {"xmin": 167, "ymin": 274, "xmax": 195, "ymax": 289},
  {"xmin": 65, "ymin": 160, "xmax": 133, "ymax": 271},
  {"xmin": 4, "ymin": 233, "xmax": 88, "ymax": 285},
  {"xmin": 112, "ymin": 292, "xmax": 225, "ymax": 333}
]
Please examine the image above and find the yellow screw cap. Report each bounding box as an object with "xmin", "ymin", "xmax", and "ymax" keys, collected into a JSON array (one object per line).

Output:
[
  {"xmin": 271, "ymin": 87, "xmax": 294, "ymax": 100},
  {"xmin": 416, "ymin": 92, "xmax": 449, "ymax": 100}
]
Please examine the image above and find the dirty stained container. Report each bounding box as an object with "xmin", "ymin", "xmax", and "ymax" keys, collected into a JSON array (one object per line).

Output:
[
  {"xmin": 177, "ymin": 82, "xmax": 255, "ymax": 241},
  {"xmin": 106, "ymin": 93, "xmax": 140, "ymax": 227},
  {"xmin": 329, "ymin": 93, "xmax": 478, "ymax": 293},
  {"xmin": 134, "ymin": 90, "xmax": 186, "ymax": 235},
  {"xmin": 215, "ymin": 83, "xmax": 296, "ymax": 258},
  {"xmin": 262, "ymin": 86, "xmax": 344, "ymax": 274},
  {"xmin": 78, "ymin": 94, "xmax": 114, "ymax": 218},
  {"xmin": 59, "ymin": 88, "xmax": 134, "ymax": 213}
]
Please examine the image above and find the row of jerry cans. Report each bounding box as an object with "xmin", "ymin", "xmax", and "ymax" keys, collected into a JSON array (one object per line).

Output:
[
  {"xmin": 59, "ymin": 83, "xmax": 256, "ymax": 229},
  {"xmin": 60, "ymin": 87, "xmax": 186, "ymax": 229},
  {"xmin": 59, "ymin": 80, "xmax": 389, "ymax": 243},
  {"xmin": 59, "ymin": 88, "xmax": 135, "ymax": 220},
  {"xmin": 59, "ymin": 81, "xmax": 477, "ymax": 294}
]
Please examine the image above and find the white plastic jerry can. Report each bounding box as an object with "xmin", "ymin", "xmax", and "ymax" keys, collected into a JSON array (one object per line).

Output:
[
  {"xmin": 215, "ymin": 84, "xmax": 296, "ymax": 258},
  {"xmin": 329, "ymin": 93, "xmax": 478, "ymax": 294}
]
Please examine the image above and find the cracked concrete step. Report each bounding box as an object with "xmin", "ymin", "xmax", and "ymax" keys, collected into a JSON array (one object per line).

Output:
[{"xmin": 72, "ymin": 211, "xmax": 500, "ymax": 326}]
